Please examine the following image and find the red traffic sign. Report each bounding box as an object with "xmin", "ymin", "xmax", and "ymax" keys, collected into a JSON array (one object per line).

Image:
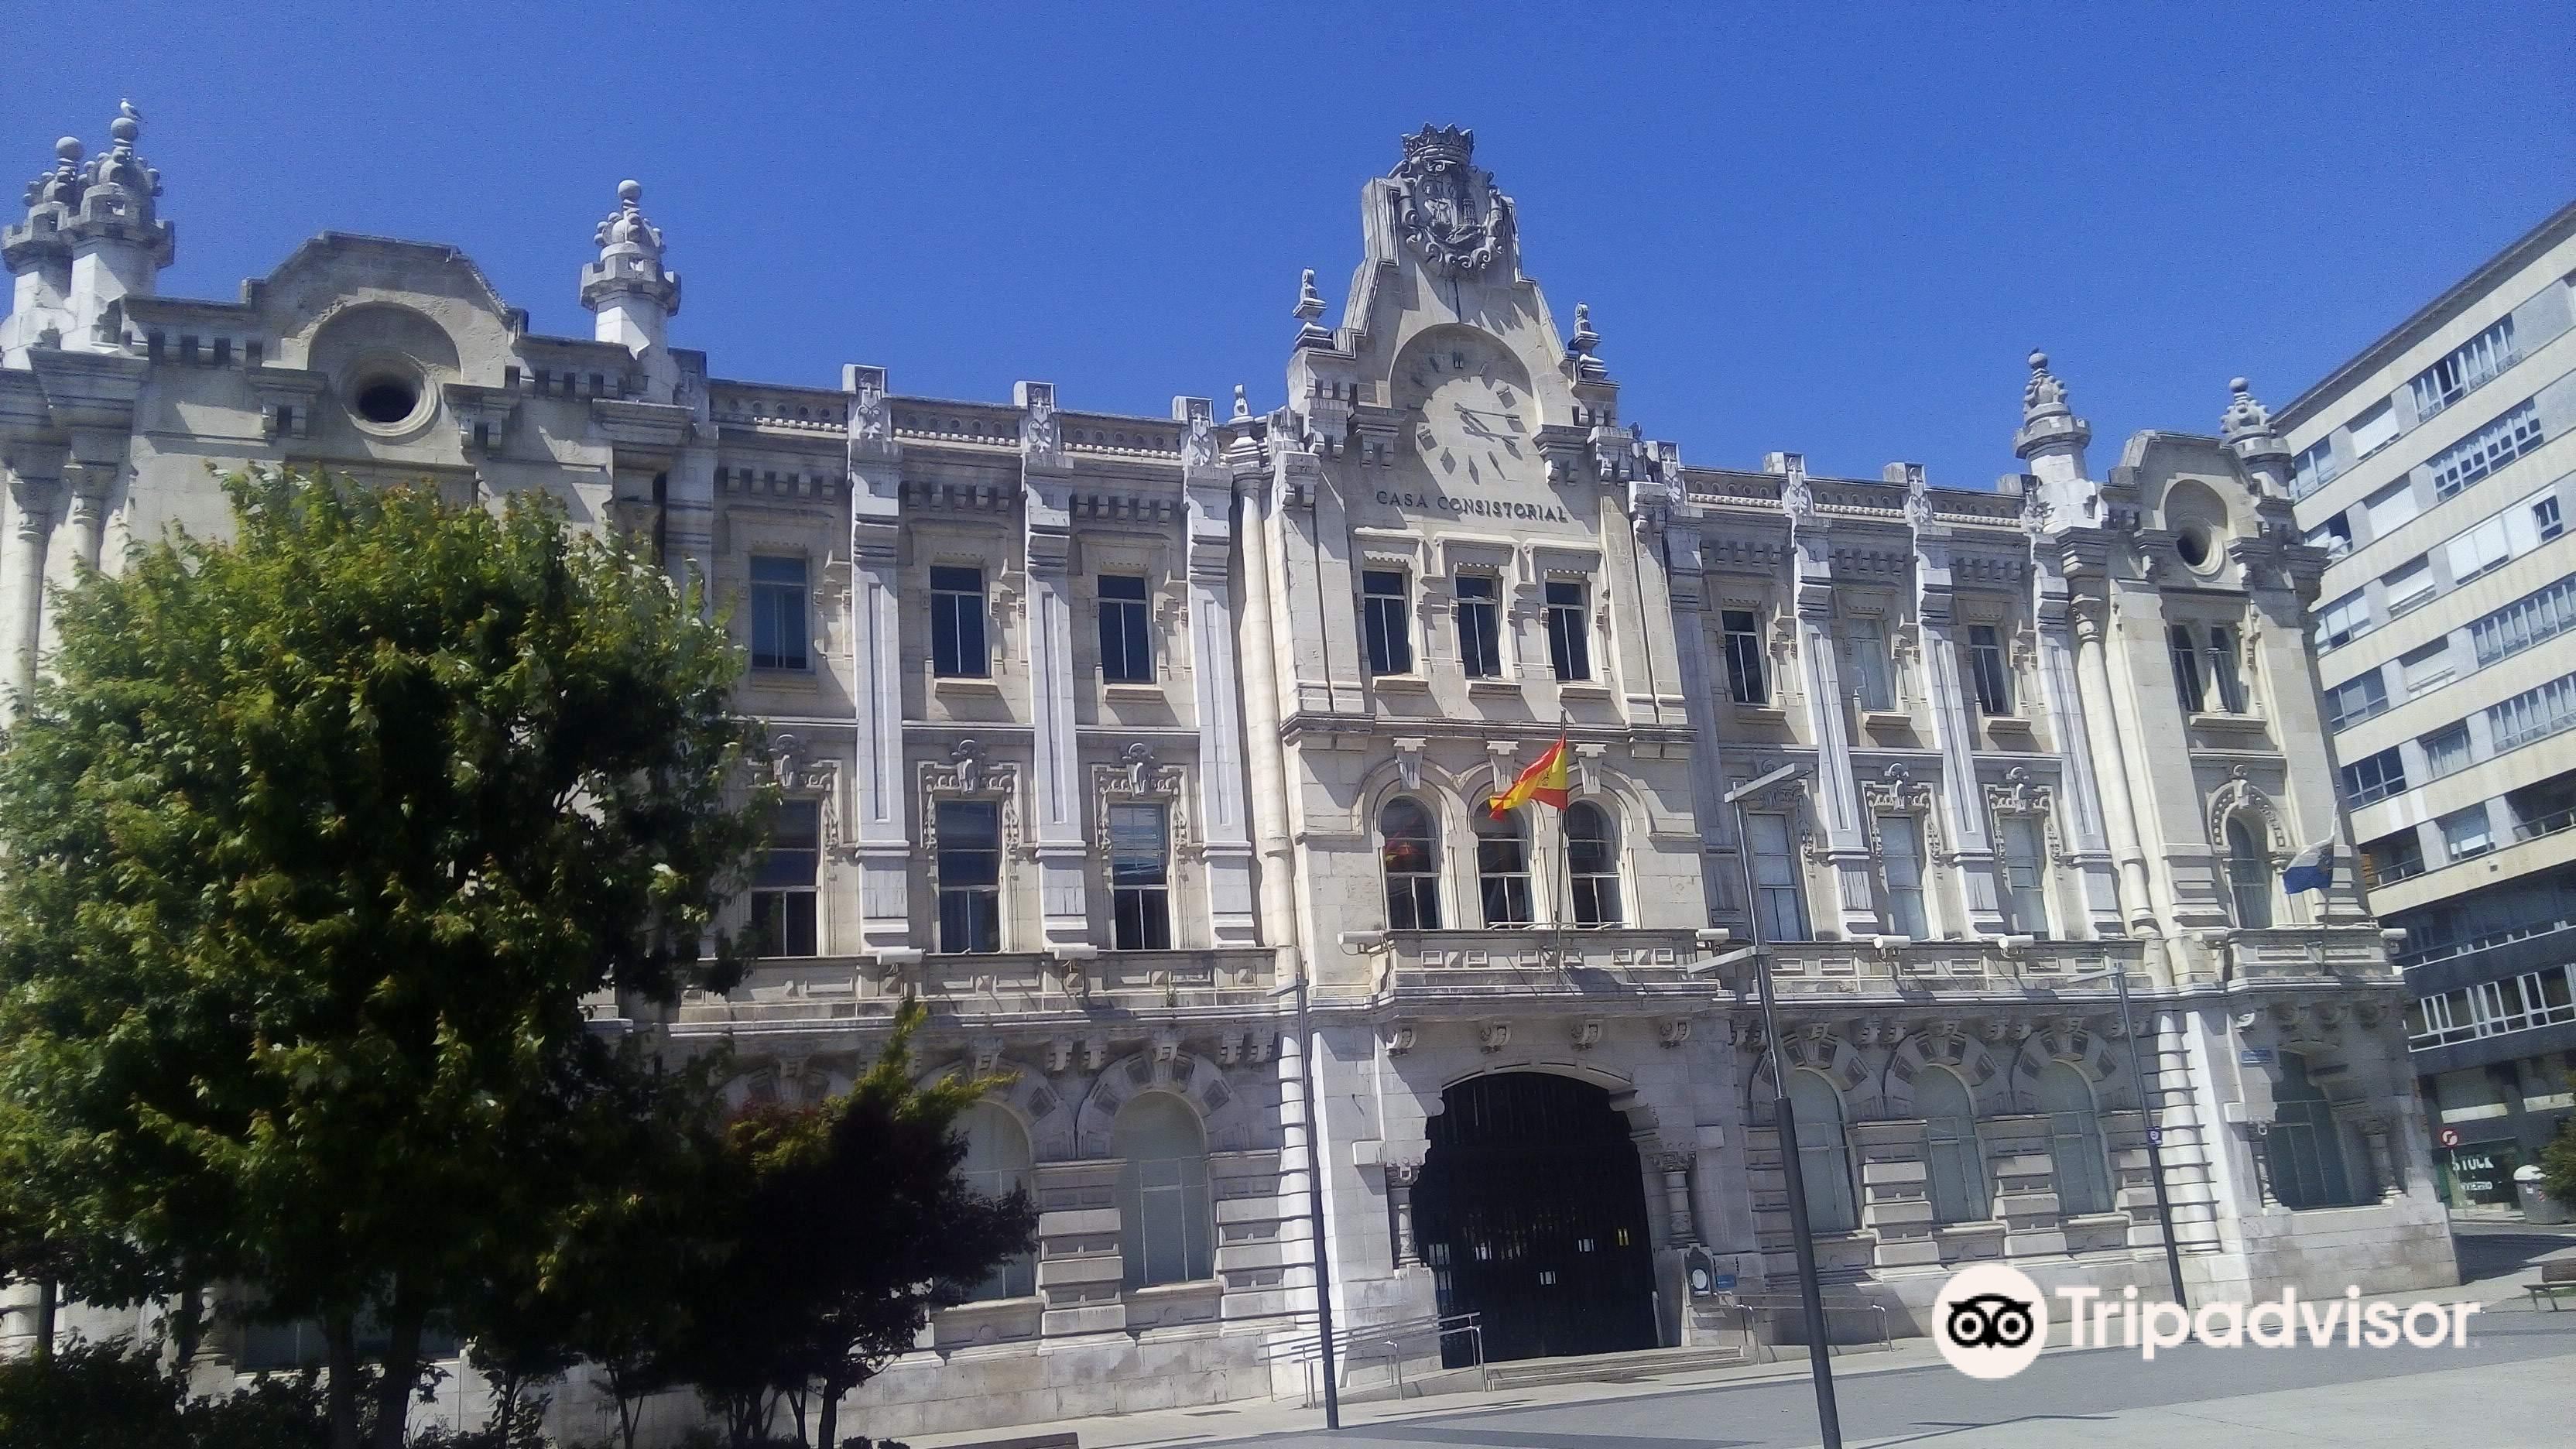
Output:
[{"xmin": 2439, "ymin": 1127, "xmax": 2461, "ymax": 1148}]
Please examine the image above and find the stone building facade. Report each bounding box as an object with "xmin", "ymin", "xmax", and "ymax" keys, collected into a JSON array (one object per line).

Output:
[{"xmin": 0, "ymin": 109, "xmax": 2457, "ymax": 1440}]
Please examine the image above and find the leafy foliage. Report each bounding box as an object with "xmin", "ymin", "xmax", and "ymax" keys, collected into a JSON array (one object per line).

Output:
[
  {"xmin": 661, "ymin": 999, "xmax": 1036, "ymax": 1449},
  {"xmin": 2542, "ymin": 1115, "xmax": 2576, "ymax": 1208},
  {"xmin": 0, "ymin": 469, "xmax": 764, "ymax": 1449}
]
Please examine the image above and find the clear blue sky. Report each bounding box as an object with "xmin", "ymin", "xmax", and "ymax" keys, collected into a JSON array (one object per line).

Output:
[{"xmin": 7, "ymin": 2, "xmax": 2570, "ymax": 488}]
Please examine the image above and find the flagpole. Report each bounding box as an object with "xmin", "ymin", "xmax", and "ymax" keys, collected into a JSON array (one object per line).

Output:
[{"xmin": 1550, "ymin": 714, "xmax": 1572, "ymax": 972}]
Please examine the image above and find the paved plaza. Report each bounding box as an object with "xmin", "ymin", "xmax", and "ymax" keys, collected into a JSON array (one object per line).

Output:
[{"xmin": 913, "ymin": 1222, "xmax": 2576, "ymax": 1449}]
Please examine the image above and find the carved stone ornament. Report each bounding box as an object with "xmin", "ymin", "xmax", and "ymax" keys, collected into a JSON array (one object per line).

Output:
[
  {"xmin": 920, "ymin": 738, "xmax": 1022, "ymax": 855},
  {"xmin": 1092, "ymin": 743, "xmax": 1191, "ymax": 859},
  {"xmin": 1180, "ymin": 395, "xmax": 1217, "ymax": 470},
  {"xmin": 1478, "ymin": 1019, "xmax": 1512, "ymax": 1054},
  {"xmin": 769, "ymin": 733, "xmax": 848, "ymax": 855},
  {"xmin": 1862, "ymin": 762, "xmax": 1938, "ymax": 817},
  {"xmin": 848, "ymin": 365, "xmax": 890, "ymax": 447},
  {"xmin": 1389, "ymin": 125, "xmax": 1514, "ymax": 278},
  {"xmin": 2207, "ymin": 765, "xmax": 2292, "ymax": 856}
]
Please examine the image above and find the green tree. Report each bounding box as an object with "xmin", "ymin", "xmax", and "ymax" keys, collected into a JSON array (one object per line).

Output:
[
  {"xmin": 2541, "ymin": 1115, "xmax": 2576, "ymax": 1209},
  {"xmin": 664, "ymin": 1000, "xmax": 1036, "ymax": 1449},
  {"xmin": 0, "ymin": 469, "xmax": 764, "ymax": 1449}
]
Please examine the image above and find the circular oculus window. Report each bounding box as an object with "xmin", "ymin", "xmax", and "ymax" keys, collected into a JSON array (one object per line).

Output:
[{"xmin": 344, "ymin": 358, "xmax": 432, "ymax": 435}]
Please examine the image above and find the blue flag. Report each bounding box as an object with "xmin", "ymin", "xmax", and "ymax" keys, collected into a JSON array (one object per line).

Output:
[{"xmin": 2281, "ymin": 839, "xmax": 2335, "ymax": 895}]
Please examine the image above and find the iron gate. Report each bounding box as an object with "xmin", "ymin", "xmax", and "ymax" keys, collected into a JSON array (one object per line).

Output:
[{"xmin": 1412, "ymin": 1072, "xmax": 1659, "ymax": 1365}]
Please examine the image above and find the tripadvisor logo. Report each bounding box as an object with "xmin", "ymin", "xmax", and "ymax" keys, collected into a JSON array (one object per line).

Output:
[{"xmin": 1933, "ymin": 1263, "xmax": 2485, "ymax": 1379}]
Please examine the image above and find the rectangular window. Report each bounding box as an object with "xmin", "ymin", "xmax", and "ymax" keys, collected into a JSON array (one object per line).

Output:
[
  {"xmin": 1996, "ymin": 814, "xmax": 2050, "ymax": 938},
  {"xmin": 2447, "ymin": 516, "xmax": 2511, "ymax": 584},
  {"xmin": 930, "ymin": 566, "xmax": 990, "ymax": 679},
  {"xmin": 748, "ymin": 556, "xmax": 810, "ymax": 671},
  {"xmin": 2489, "ymin": 670, "xmax": 2576, "ymax": 752},
  {"xmin": 2536, "ymin": 495, "xmax": 2565, "ymax": 543},
  {"xmin": 2363, "ymin": 479, "xmax": 2419, "ymax": 540},
  {"xmin": 1967, "ymin": 625, "xmax": 2012, "ymax": 715},
  {"xmin": 2408, "ymin": 317, "xmax": 2516, "ymax": 422},
  {"xmin": 1096, "ymin": 574, "xmax": 1153, "ymax": 683},
  {"xmin": 2339, "ymin": 745, "xmax": 2408, "ymax": 807},
  {"xmin": 2365, "ymin": 831, "xmax": 2426, "ymax": 889},
  {"xmin": 2346, "ymin": 397, "xmax": 2400, "ymax": 459},
  {"xmin": 2428, "ymin": 398, "xmax": 2544, "ymax": 500},
  {"xmin": 1362, "ymin": 570, "xmax": 1413, "ymax": 676},
  {"xmin": 1476, "ymin": 824, "xmax": 1534, "ymax": 928},
  {"xmin": 2439, "ymin": 805, "xmax": 2495, "ymax": 862},
  {"xmin": 935, "ymin": 800, "xmax": 1002, "ymax": 954},
  {"xmin": 749, "ymin": 800, "xmax": 820, "ymax": 957},
  {"xmin": 2400, "ymin": 639, "xmax": 2454, "ymax": 697},
  {"xmin": 1454, "ymin": 575, "xmax": 1503, "ymax": 679},
  {"xmin": 2382, "ymin": 556, "xmax": 2435, "ymax": 617},
  {"xmin": 1722, "ymin": 609, "xmax": 1769, "ymax": 704},
  {"xmin": 1108, "ymin": 803, "xmax": 1172, "ymax": 951},
  {"xmin": 2324, "ymin": 670, "xmax": 2389, "ymax": 731},
  {"xmin": 2168, "ymin": 625, "xmax": 2205, "ymax": 714},
  {"xmin": 2420, "ymin": 721, "xmax": 2473, "ymax": 779},
  {"xmin": 2291, "ymin": 437, "xmax": 2340, "ymax": 498},
  {"xmin": 2470, "ymin": 574, "xmax": 2576, "ymax": 666},
  {"xmin": 2315, "ymin": 591, "xmax": 2372, "ymax": 650},
  {"xmin": 1544, "ymin": 580, "xmax": 1591, "ymax": 682},
  {"xmin": 2305, "ymin": 512, "xmax": 2353, "ymax": 554},
  {"xmin": 1845, "ymin": 618, "xmax": 1894, "ymax": 711},
  {"xmin": 1879, "ymin": 815, "xmax": 1929, "ymax": 939},
  {"xmin": 1745, "ymin": 812, "xmax": 1809, "ymax": 942},
  {"xmin": 2406, "ymin": 987, "xmax": 2478, "ymax": 1047},
  {"xmin": 2204, "ymin": 625, "xmax": 2246, "ymax": 714}
]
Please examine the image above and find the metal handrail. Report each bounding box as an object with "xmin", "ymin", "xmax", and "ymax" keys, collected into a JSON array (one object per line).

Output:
[
  {"xmin": 1263, "ymin": 1310, "xmax": 1488, "ymax": 1403},
  {"xmin": 1726, "ymin": 1293, "xmax": 1895, "ymax": 1353}
]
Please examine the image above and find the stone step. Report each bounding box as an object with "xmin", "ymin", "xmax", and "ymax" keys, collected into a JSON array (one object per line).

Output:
[{"xmin": 1485, "ymin": 1342, "xmax": 1752, "ymax": 1389}]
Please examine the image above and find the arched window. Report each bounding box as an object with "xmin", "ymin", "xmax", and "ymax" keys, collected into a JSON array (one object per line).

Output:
[
  {"xmin": 1380, "ymin": 798, "xmax": 1441, "ymax": 930},
  {"xmin": 1917, "ymin": 1066, "xmax": 1990, "ymax": 1224},
  {"xmin": 1114, "ymin": 1093, "xmax": 1214, "ymax": 1287},
  {"xmin": 2036, "ymin": 1063, "xmax": 2113, "ymax": 1218},
  {"xmin": 2225, "ymin": 817, "xmax": 2273, "ymax": 930},
  {"xmin": 956, "ymin": 1101, "xmax": 1036, "ymax": 1299},
  {"xmin": 1567, "ymin": 802, "xmax": 1622, "ymax": 927},
  {"xmin": 2266, "ymin": 1052, "xmax": 2362, "ymax": 1209},
  {"xmin": 1788, "ymin": 1069, "xmax": 1858, "ymax": 1233},
  {"xmin": 1476, "ymin": 812, "xmax": 1533, "ymax": 927}
]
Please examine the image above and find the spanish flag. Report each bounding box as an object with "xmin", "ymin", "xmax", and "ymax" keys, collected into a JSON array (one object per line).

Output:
[{"xmin": 1488, "ymin": 737, "xmax": 1571, "ymax": 818}]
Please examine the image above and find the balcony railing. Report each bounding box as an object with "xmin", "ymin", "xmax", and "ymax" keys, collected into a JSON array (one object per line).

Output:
[
  {"xmin": 2513, "ymin": 804, "xmax": 2576, "ymax": 843},
  {"xmin": 2396, "ymin": 916, "xmax": 2576, "ymax": 970}
]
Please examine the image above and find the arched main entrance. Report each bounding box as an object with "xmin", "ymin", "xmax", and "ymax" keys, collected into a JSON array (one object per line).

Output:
[{"xmin": 1411, "ymin": 1072, "xmax": 1659, "ymax": 1365}]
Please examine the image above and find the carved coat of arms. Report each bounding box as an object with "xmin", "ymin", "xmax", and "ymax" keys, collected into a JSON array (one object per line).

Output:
[{"xmin": 1390, "ymin": 125, "xmax": 1513, "ymax": 278}]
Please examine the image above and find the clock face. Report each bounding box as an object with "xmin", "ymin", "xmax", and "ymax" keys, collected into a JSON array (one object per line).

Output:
[{"xmin": 1400, "ymin": 335, "xmax": 1535, "ymax": 488}]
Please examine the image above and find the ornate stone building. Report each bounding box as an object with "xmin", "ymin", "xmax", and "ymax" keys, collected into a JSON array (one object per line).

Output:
[{"xmin": 0, "ymin": 110, "xmax": 2456, "ymax": 1440}]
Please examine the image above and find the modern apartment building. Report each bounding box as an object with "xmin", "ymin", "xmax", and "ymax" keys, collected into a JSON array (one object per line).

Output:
[{"xmin": 2282, "ymin": 201, "xmax": 2576, "ymax": 1206}]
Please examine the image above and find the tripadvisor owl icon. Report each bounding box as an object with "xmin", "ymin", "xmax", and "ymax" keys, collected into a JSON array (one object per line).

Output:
[{"xmin": 1934, "ymin": 1263, "xmax": 2050, "ymax": 1379}]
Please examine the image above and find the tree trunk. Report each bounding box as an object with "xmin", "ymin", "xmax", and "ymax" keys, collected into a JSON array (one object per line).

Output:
[
  {"xmin": 788, "ymin": 1382, "xmax": 809, "ymax": 1444},
  {"xmin": 325, "ymin": 1312, "xmax": 362, "ymax": 1449},
  {"xmin": 30, "ymin": 1279, "xmax": 56, "ymax": 1364},
  {"xmin": 493, "ymin": 1366, "xmax": 522, "ymax": 1446},
  {"xmin": 368, "ymin": 1304, "xmax": 426, "ymax": 1449},
  {"xmin": 814, "ymin": 1371, "xmax": 845, "ymax": 1449}
]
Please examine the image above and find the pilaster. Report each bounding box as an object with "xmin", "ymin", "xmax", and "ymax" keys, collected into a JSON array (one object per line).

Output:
[
  {"xmin": 1, "ymin": 454, "xmax": 63, "ymax": 722},
  {"xmin": 1792, "ymin": 516, "xmax": 1875, "ymax": 935},
  {"xmin": 1914, "ymin": 529, "xmax": 2003, "ymax": 933},
  {"xmin": 2030, "ymin": 534, "xmax": 2122, "ymax": 937},
  {"xmin": 844, "ymin": 365, "xmax": 913, "ymax": 955},
  {"xmin": 1017, "ymin": 382, "xmax": 1091, "ymax": 954},
  {"xmin": 1032, "ymin": 1159, "xmax": 1126, "ymax": 1338},
  {"xmin": 1177, "ymin": 397, "xmax": 1258, "ymax": 947}
]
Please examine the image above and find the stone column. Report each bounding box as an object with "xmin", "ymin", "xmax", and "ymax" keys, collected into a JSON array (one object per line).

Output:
[
  {"xmin": 1232, "ymin": 449, "xmax": 1300, "ymax": 964},
  {"xmin": 1663, "ymin": 524, "xmax": 1738, "ymax": 925},
  {"xmin": 1016, "ymin": 383, "xmax": 1091, "ymax": 954},
  {"xmin": 2031, "ymin": 543, "xmax": 2122, "ymax": 937},
  {"xmin": 1384, "ymin": 1160, "xmax": 1421, "ymax": 1267},
  {"xmin": 1916, "ymin": 570, "xmax": 2003, "ymax": 932},
  {"xmin": 843, "ymin": 365, "xmax": 913, "ymax": 956},
  {"xmin": 1178, "ymin": 398, "xmax": 1257, "ymax": 947},
  {"xmin": 2071, "ymin": 594, "xmax": 2157, "ymax": 934},
  {"xmin": 1793, "ymin": 526, "xmax": 1876, "ymax": 936},
  {"xmin": 1657, "ymin": 1151, "xmax": 1699, "ymax": 1246},
  {"xmin": 63, "ymin": 461, "xmax": 112, "ymax": 571},
  {"xmin": 2361, "ymin": 1116, "xmax": 2401, "ymax": 1201},
  {"xmin": 1, "ymin": 470, "xmax": 63, "ymax": 723}
]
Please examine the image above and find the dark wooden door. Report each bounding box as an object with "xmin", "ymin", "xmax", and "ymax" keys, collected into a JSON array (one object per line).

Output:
[{"xmin": 1413, "ymin": 1072, "xmax": 1660, "ymax": 1365}]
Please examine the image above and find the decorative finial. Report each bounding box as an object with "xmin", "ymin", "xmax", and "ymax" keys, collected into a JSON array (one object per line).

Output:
[
  {"xmin": 2022, "ymin": 349, "xmax": 2070, "ymax": 420},
  {"xmin": 1231, "ymin": 384, "xmax": 1251, "ymax": 422},
  {"xmin": 2028, "ymin": 349, "xmax": 2047, "ymax": 372},
  {"xmin": 2012, "ymin": 348, "xmax": 2091, "ymax": 465},
  {"xmin": 581, "ymin": 176, "xmax": 680, "ymax": 324},
  {"xmin": 1569, "ymin": 303, "xmax": 1599, "ymax": 357},
  {"xmin": 1293, "ymin": 268, "xmax": 1331, "ymax": 348},
  {"xmin": 2220, "ymin": 375, "xmax": 2276, "ymax": 444},
  {"xmin": 618, "ymin": 178, "xmax": 642, "ymax": 206},
  {"xmin": 54, "ymin": 137, "xmax": 81, "ymax": 164},
  {"xmin": 110, "ymin": 101, "xmax": 141, "ymax": 149}
]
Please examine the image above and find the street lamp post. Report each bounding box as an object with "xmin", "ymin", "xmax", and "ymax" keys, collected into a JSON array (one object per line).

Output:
[
  {"xmin": 2063, "ymin": 958, "xmax": 2188, "ymax": 1308},
  {"xmin": 1720, "ymin": 762, "xmax": 1843, "ymax": 1449},
  {"xmin": 1273, "ymin": 971, "xmax": 1339, "ymax": 1430}
]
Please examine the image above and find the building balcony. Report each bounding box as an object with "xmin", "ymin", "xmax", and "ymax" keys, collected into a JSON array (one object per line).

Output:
[
  {"xmin": 1759, "ymin": 937, "xmax": 2152, "ymax": 1002},
  {"xmin": 2367, "ymin": 805, "xmax": 2576, "ymax": 916},
  {"xmin": 671, "ymin": 945, "xmax": 1277, "ymax": 1031},
  {"xmin": 1379, "ymin": 926, "xmax": 1711, "ymax": 1005}
]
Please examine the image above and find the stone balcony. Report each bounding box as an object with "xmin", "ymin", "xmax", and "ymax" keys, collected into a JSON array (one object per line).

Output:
[
  {"xmin": 1375, "ymin": 927, "xmax": 1713, "ymax": 1010},
  {"xmin": 669, "ymin": 946, "xmax": 1278, "ymax": 1035},
  {"xmin": 1757, "ymin": 937, "xmax": 2152, "ymax": 1005},
  {"xmin": 2219, "ymin": 926, "xmax": 2403, "ymax": 987}
]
